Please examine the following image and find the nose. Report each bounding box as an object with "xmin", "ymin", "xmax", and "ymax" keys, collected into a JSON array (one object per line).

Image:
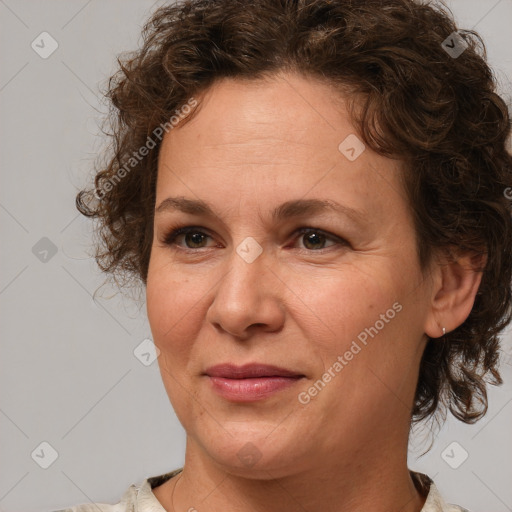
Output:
[{"xmin": 206, "ymin": 243, "xmax": 285, "ymax": 340}]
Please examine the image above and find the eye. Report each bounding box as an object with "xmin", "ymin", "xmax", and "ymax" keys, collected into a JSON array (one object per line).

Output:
[
  {"xmin": 161, "ymin": 225, "xmax": 348, "ymax": 252},
  {"xmin": 293, "ymin": 228, "xmax": 347, "ymax": 251},
  {"xmin": 162, "ymin": 226, "xmax": 214, "ymax": 249}
]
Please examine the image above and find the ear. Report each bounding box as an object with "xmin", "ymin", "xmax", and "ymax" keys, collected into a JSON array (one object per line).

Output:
[{"xmin": 424, "ymin": 248, "xmax": 487, "ymax": 338}]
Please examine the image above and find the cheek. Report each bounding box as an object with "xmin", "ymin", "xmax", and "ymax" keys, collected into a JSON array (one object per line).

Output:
[
  {"xmin": 146, "ymin": 260, "xmax": 206, "ymax": 409},
  {"xmin": 286, "ymin": 264, "xmax": 398, "ymax": 350},
  {"xmin": 146, "ymin": 257, "xmax": 206, "ymax": 350}
]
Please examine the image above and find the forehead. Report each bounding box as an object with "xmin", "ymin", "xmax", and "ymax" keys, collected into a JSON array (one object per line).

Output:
[
  {"xmin": 164, "ymin": 73, "xmax": 350, "ymax": 151},
  {"xmin": 156, "ymin": 72, "xmax": 406, "ymax": 225}
]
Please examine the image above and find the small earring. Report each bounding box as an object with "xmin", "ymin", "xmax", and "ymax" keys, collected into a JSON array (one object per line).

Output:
[{"xmin": 442, "ymin": 327, "xmax": 446, "ymax": 336}]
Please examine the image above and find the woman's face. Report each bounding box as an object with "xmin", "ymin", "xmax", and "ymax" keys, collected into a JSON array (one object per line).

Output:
[{"xmin": 146, "ymin": 72, "xmax": 436, "ymax": 477}]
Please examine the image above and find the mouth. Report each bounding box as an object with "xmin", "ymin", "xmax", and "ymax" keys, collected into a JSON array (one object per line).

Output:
[{"xmin": 203, "ymin": 363, "xmax": 305, "ymax": 402}]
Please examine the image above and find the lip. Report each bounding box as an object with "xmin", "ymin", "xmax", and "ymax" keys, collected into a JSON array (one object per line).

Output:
[
  {"xmin": 205, "ymin": 363, "xmax": 303, "ymax": 379},
  {"xmin": 204, "ymin": 363, "xmax": 304, "ymax": 402}
]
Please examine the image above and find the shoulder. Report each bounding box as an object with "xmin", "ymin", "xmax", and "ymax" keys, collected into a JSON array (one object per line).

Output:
[
  {"xmin": 52, "ymin": 469, "xmax": 470, "ymax": 512},
  {"xmin": 51, "ymin": 469, "xmax": 182, "ymax": 512},
  {"xmin": 50, "ymin": 484, "xmax": 137, "ymax": 512},
  {"xmin": 412, "ymin": 472, "xmax": 471, "ymax": 512}
]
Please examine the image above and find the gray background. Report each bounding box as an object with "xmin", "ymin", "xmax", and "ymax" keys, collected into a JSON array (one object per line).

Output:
[{"xmin": 1, "ymin": 1, "xmax": 511, "ymax": 511}]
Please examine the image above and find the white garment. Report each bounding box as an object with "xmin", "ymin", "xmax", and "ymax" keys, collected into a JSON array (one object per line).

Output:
[{"xmin": 53, "ymin": 469, "xmax": 469, "ymax": 512}]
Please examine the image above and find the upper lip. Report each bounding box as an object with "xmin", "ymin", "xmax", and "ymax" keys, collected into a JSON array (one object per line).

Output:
[{"xmin": 204, "ymin": 363, "xmax": 303, "ymax": 379}]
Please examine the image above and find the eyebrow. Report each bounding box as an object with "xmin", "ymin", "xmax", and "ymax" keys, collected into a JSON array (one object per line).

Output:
[{"xmin": 155, "ymin": 196, "xmax": 367, "ymax": 225}]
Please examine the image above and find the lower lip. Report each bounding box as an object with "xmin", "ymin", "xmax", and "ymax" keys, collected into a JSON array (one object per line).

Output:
[{"xmin": 207, "ymin": 376, "xmax": 302, "ymax": 402}]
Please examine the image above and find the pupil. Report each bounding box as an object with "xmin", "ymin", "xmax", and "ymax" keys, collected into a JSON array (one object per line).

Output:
[
  {"xmin": 187, "ymin": 232, "xmax": 204, "ymax": 247},
  {"xmin": 305, "ymin": 232, "xmax": 324, "ymax": 249}
]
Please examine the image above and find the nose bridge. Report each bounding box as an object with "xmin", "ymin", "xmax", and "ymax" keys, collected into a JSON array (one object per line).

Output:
[
  {"xmin": 222, "ymin": 236, "xmax": 268, "ymax": 299},
  {"xmin": 207, "ymin": 237, "xmax": 284, "ymax": 337}
]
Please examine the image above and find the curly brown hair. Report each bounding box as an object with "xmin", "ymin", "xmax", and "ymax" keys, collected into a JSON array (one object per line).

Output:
[{"xmin": 76, "ymin": 0, "xmax": 512, "ymax": 425}]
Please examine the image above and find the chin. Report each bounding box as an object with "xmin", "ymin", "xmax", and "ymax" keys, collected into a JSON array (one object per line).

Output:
[{"xmin": 189, "ymin": 421, "xmax": 312, "ymax": 479}]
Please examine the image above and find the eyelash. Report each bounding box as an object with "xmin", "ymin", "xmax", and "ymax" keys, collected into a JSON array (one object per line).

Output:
[{"xmin": 161, "ymin": 225, "xmax": 349, "ymax": 252}]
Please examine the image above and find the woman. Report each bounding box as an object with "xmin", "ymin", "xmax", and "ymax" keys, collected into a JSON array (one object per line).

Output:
[{"xmin": 65, "ymin": 0, "xmax": 512, "ymax": 510}]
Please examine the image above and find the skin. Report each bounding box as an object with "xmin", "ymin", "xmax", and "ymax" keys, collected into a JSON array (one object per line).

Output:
[{"xmin": 146, "ymin": 71, "xmax": 483, "ymax": 512}]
